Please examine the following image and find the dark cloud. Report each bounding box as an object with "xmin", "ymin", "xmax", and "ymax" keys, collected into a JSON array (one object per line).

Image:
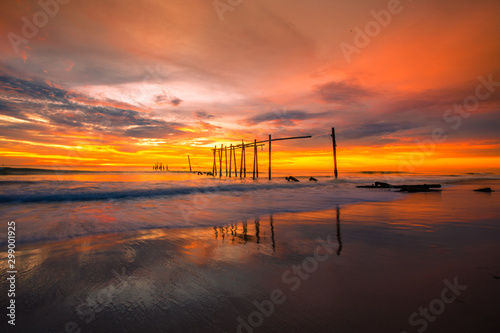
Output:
[
  {"xmin": 154, "ymin": 91, "xmax": 183, "ymax": 107},
  {"xmin": 315, "ymin": 80, "xmax": 374, "ymax": 105},
  {"xmin": 340, "ymin": 121, "xmax": 418, "ymax": 140},
  {"xmin": 0, "ymin": 72, "xmax": 186, "ymax": 139},
  {"xmin": 241, "ymin": 110, "xmax": 330, "ymax": 126},
  {"xmin": 0, "ymin": 100, "xmax": 9, "ymax": 111},
  {"xmin": 383, "ymin": 78, "xmax": 500, "ymax": 116},
  {"xmin": 170, "ymin": 98, "xmax": 182, "ymax": 106},
  {"xmin": 0, "ymin": 100, "xmax": 24, "ymax": 118},
  {"xmin": 0, "ymin": 73, "xmax": 70, "ymax": 103},
  {"xmin": 195, "ymin": 110, "xmax": 216, "ymax": 119},
  {"xmin": 124, "ymin": 124, "xmax": 181, "ymax": 138}
]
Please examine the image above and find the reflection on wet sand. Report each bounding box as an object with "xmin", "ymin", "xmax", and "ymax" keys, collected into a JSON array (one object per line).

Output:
[
  {"xmin": 213, "ymin": 209, "xmax": 343, "ymax": 256},
  {"xmin": 2, "ymin": 183, "xmax": 500, "ymax": 332},
  {"xmin": 213, "ymin": 215, "xmax": 277, "ymax": 251},
  {"xmin": 336, "ymin": 205, "xmax": 342, "ymax": 256}
]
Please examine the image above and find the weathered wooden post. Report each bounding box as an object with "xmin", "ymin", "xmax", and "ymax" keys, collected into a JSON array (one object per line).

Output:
[
  {"xmin": 229, "ymin": 144, "xmax": 232, "ymax": 178},
  {"xmin": 255, "ymin": 139, "xmax": 259, "ymax": 178},
  {"xmin": 188, "ymin": 155, "xmax": 192, "ymax": 172},
  {"xmin": 243, "ymin": 140, "xmax": 246, "ymax": 178},
  {"xmin": 244, "ymin": 143, "xmax": 247, "ymax": 177},
  {"xmin": 233, "ymin": 145, "xmax": 238, "ymax": 177},
  {"xmin": 240, "ymin": 140, "xmax": 244, "ymax": 178},
  {"xmin": 332, "ymin": 127, "xmax": 338, "ymax": 179},
  {"xmin": 219, "ymin": 144, "xmax": 223, "ymax": 178},
  {"xmin": 213, "ymin": 145, "xmax": 216, "ymax": 176},
  {"xmin": 253, "ymin": 139, "xmax": 256, "ymax": 179},
  {"xmin": 268, "ymin": 135, "xmax": 271, "ymax": 180},
  {"xmin": 225, "ymin": 146, "xmax": 228, "ymax": 176}
]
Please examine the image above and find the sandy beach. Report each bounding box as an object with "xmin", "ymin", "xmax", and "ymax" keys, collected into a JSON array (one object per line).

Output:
[{"xmin": 1, "ymin": 179, "xmax": 499, "ymax": 332}]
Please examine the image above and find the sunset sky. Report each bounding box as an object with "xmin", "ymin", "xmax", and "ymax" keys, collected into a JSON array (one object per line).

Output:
[{"xmin": 1, "ymin": 0, "xmax": 499, "ymax": 173}]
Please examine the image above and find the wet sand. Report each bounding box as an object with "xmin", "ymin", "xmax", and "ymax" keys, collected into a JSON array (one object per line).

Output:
[{"xmin": 1, "ymin": 180, "xmax": 500, "ymax": 332}]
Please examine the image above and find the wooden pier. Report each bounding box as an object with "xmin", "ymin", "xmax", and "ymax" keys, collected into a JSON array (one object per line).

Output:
[
  {"xmin": 211, "ymin": 135, "xmax": 311, "ymax": 180},
  {"xmin": 157, "ymin": 127, "xmax": 339, "ymax": 178}
]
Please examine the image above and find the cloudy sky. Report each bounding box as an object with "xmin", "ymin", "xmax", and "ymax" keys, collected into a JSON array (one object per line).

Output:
[{"xmin": 1, "ymin": 0, "xmax": 499, "ymax": 172}]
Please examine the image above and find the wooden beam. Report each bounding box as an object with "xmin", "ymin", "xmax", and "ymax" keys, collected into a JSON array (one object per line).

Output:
[
  {"xmin": 188, "ymin": 155, "xmax": 192, "ymax": 172},
  {"xmin": 255, "ymin": 135, "xmax": 311, "ymax": 144},
  {"xmin": 213, "ymin": 143, "xmax": 265, "ymax": 150}
]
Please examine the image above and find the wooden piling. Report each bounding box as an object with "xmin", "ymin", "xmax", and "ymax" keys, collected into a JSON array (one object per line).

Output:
[
  {"xmin": 244, "ymin": 143, "xmax": 246, "ymax": 177},
  {"xmin": 253, "ymin": 139, "xmax": 256, "ymax": 179},
  {"xmin": 229, "ymin": 144, "xmax": 232, "ymax": 178},
  {"xmin": 268, "ymin": 135, "xmax": 271, "ymax": 180},
  {"xmin": 188, "ymin": 155, "xmax": 192, "ymax": 172},
  {"xmin": 242, "ymin": 140, "xmax": 246, "ymax": 178},
  {"xmin": 233, "ymin": 144, "xmax": 237, "ymax": 177},
  {"xmin": 332, "ymin": 127, "xmax": 338, "ymax": 179},
  {"xmin": 212, "ymin": 145, "xmax": 216, "ymax": 176},
  {"xmin": 225, "ymin": 146, "xmax": 228, "ymax": 176},
  {"xmin": 240, "ymin": 141, "xmax": 243, "ymax": 178},
  {"xmin": 255, "ymin": 139, "xmax": 258, "ymax": 178},
  {"xmin": 219, "ymin": 144, "xmax": 223, "ymax": 178}
]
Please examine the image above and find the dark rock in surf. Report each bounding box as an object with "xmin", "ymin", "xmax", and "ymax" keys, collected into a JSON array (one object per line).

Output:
[{"xmin": 474, "ymin": 187, "xmax": 493, "ymax": 192}]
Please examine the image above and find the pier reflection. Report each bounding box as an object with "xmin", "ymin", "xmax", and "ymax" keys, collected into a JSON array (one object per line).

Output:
[
  {"xmin": 214, "ymin": 214, "xmax": 276, "ymax": 251},
  {"xmin": 336, "ymin": 205, "xmax": 342, "ymax": 256},
  {"xmin": 212, "ymin": 209, "xmax": 343, "ymax": 255}
]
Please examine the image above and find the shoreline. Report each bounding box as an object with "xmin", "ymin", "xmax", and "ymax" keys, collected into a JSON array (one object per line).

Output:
[
  {"xmin": 4, "ymin": 179, "xmax": 498, "ymax": 248},
  {"xmin": 2, "ymin": 166, "xmax": 499, "ymax": 177}
]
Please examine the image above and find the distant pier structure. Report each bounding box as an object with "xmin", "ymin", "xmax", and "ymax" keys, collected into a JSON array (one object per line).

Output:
[
  {"xmin": 211, "ymin": 135, "xmax": 312, "ymax": 180},
  {"xmin": 153, "ymin": 162, "xmax": 168, "ymax": 171}
]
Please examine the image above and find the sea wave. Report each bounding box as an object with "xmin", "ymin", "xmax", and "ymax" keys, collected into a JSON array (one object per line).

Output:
[{"xmin": 0, "ymin": 181, "xmax": 327, "ymax": 203}]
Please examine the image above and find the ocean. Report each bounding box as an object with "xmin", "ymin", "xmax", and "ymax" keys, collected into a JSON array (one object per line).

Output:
[{"xmin": 1, "ymin": 167, "xmax": 498, "ymax": 245}]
